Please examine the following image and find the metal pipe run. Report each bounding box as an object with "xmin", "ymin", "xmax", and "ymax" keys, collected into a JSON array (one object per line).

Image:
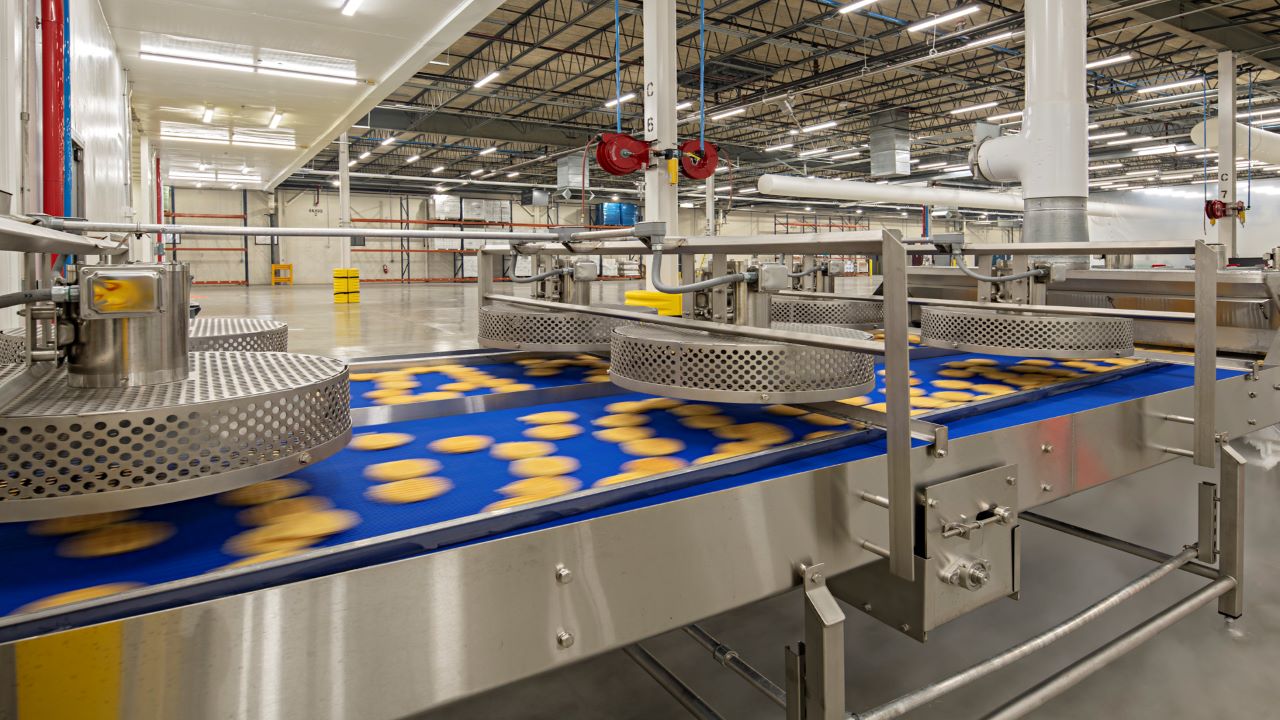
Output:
[
  {"xmin": 1021, "ymin": 512, "xmax": 1218, "ymax": 580},
  {"xmin": 953, "ymin": 255, "xmax": 1047, "ymax": 284},
  {"xmin": 484, "ymin": 294, "xmax": 887, "ymax": 355},
  {"xmin": 853, "ymin": 546, "xmax": 1200, "ymax": 720},
  {"xmin": 623, "ymin": 645, "xmax": 724, "ymax": 720},
  {"xmin": 569, "ymin": 226, "xmax": 637, "ymax": 240},
  {"xmin": 509, "ymin": 267, "xmax": 566, "ymax": 284},
  {"xmin": 650, "ymin": 249, "xmax": 749, "ymax": 294},
  {"xmin": 682, "ymin": 625, "xmax": 787, "ymax": 708},
  {"xmin": 981, "ymin": 578, "xmax": 1236, "ymax": 720},
  {"xmin": 47, "ymin": 220, "xmax": 556, "ymax": 242}
]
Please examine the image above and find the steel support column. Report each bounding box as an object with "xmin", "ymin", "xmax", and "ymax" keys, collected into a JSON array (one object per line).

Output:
[
  {"xmin": 1217, "ymin": 51, "xmax": 1237, "ymax": 258},
  {"xmin": 643, "ymin": 0, "xmax": 679, "ymax": 290},
  {"xmin": 338, "ymin": 132, "xmax": 352, "ymax": 269}
]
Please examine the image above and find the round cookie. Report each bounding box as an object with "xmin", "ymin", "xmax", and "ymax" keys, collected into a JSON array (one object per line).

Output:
[
  {"xmin": 524, "ymin": 423, "xmax": 584, "ymax": 441},
  {"xmin": 637, "ymin": 398, "xmax": 684, "ymax": 410},
  {"xmin": 57, "ymin": 521, "xmax": 176, "ymax": 558},
  {"xmin": 584, "ymin": 375, "xmax": 613, "ymax": 383},
  {"xmin": 29, "ymin": 510, "xmax": 137, "ymax": 537},
  {"xmin": 937, "ymin": 369, "xmax": 975, "ymax": 379},
  {"xmin": 932, "ymin": 390, "xmax": 977, "ymax": 402},
  {"xmin": 498, "ymin": 475, "xmax": 582, "ymax": 497},
  {"xmin": 349, "ymin": 372, "xmax": 382, "ymax": 382},
  {"xmin": 438, "ymin": 382, "xmax": 477, "ymax": 392},
  {"xmin": 495, "ymin": 383, "xmax": 537, "ymax": 392},
  {"xmin": 605, "ymin": 400, "xmax": 651, "ymax": 414},
  {"xmin": 593, "ymin": 426, "xmax": 656, "ymax": 443},
  {"xmin": 519, "ymin": 410, "xmax": 579, "ymax": 425},
  {"xmin": 376, "ymin": 380, "xmax": 421, "ymax": 391},
  {"xmin": 509, "ymin": 456, "xmax": 581, "ymax": 478},
  {"xmin": 621, "ymin": 456, "xmax": 689, "ymax": 474},
  {"xmin": 524, "ymin": 368, "xmax": 561, "ymax": 377},
  {"xmin": 349, "ymin": 432, "xmax": 415, "ymax": 451},
  {"xmin": 237, "ymin": 496, "xmax": 334, "ymax": 527},
  {"xmin": 932, "ymin": 379, "xmax": 974, "ymax": 390},
  {"xmin": 1018, "ymin": 359, "xmax": 1055, "ymax": 367},
  {"xmin": 765, "ymin": 404, "xmax": 808, "ymax": 416},
  {"xmin": 712, "ymin": 441, "xmax": 766, "ymax": 456},
  {"xmin": 491, "ymin": 441, "xmax": 556, "ymax": 461},
  {"xmin": 593, "ymin": 413, "xmax": 650, "ymax": 428},
  {"xmin": 836, "ymin": 397, "xmax": 871, "ymax": 407},
  {"xmin": 363, "ymin": 388, "xmax": 407, "ymax": 400},
  {"xmin": 594, "ymin": 471, "xmax": 648, "ymax": 487},
  {"xmin": 970, "ymin": 384, "xmax": 1015, "ymax": 395},
  {"xmin": 713, "ymin": 422, "xmax": 793, "ymax": 445},
  {"xmin": 365, "ymin": 477, "xmax": 453, "ymax": 504},
  {"xmin": 429, "ymin": 435, "xmax": 494, "ymax": 454},
  {"xmin": 800, "ymin": 413, "xmax": 847, "ymax": 427},
  {"xmin": 680, "ymin": 414, "xmax": 736, "ymax": 430},
  {"xmin": 669, "ymin": 404, "xmax": 720, "ymax": 417},
  {"xmin": 619, "ymin": 438, "xmax": 686, "ymax": 457},
  {"xmin": 15, "ymin": 583, "xmax": 144, "ymax": 613},
  {"xmin": 804, "ymin": 430, "xmax": 840, "ymax": 440},
  {"xmin": 219, "ymin": 478, "xmax": 310, "ymax": 506},
  {"xmin": 363, "ymin": 458, "xmax": 442, "ymax": 483}
]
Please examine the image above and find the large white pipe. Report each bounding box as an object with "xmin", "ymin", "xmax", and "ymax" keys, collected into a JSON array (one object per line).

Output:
[
  {"xmin": 1189, "ymin": 118, "xmax": 1280, "ymax": 165},
  {"xmin": 756, "ymin": 175, "xmax": 1164, "ymax": 219},
  {"xmin": 972, "ymin": 0, "xmax": 1089, "ymax": 245}
]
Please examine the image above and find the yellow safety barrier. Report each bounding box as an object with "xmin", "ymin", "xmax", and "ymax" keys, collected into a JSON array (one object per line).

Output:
[
  {"xmin": 271, "ymin": 263, "xmax": 293, "ymax": 286},
  {"xmin": 333, "ymin": 268, "xmax": 360, "ymax": 304}
]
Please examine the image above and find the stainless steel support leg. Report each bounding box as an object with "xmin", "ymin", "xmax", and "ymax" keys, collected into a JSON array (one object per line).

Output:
[
  {"xmin": 623, "ymin": 644, "xmax": 724, "ymax": 720},
  {"xmin": 1219, "ymin": 443, "xmax": 1245, "ymax": 618},
  {"xmin": 1196, "ymin": 481, "xmax": 1218, "ymax": 564},
  {"xmin": 801, "ymin": 563, "xmax": 845, "ymax": 720},
  {"xmin": 477, "ymin": 251, "xmax": 495, "ymax": 329},
  {"xmin": 784, "ymin": 644, "xmax": 803, "ymax": 720}
]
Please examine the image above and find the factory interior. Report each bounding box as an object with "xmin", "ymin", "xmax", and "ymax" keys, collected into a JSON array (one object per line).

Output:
[{"xmin": 3, "ymin": 0, "xmax": 1280, "ymax": 718}]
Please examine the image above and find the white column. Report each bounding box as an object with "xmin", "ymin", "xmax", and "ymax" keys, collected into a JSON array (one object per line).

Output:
[
  {"xmin": 704, "ymin": 176, "xmax": 715, "ymax": 236},
  {"xmin": 338, "ymin": 132, "xmax": 352, "ymax": 269},
  {"xmin": 643, "ymin": 0, "xmax": 678, "ymax": 289},
  {"xmin": 1218, "ymin": 51, "xmax": 1237, "ymax": 258},
  {"xmin": 135, "ymin": 135, "xmax": 156, "ymax": 262}
]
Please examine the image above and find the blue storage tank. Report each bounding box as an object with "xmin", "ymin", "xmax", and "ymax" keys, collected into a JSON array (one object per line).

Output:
[{"xmin": 593, "ymin": 202, "xmax": 638, "ymax": 226}]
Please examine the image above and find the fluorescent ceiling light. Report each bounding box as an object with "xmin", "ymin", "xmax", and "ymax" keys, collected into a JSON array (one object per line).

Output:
[
  {"xmin": 380, "ymin": 136, "xmax": 396, "ymax": 146},
  {"xmin": 675, "ymin": 101, "xmax": 694, "ymax": 111},
  {"xmin": 406, "ymin": 155, "xmax": 420, "ymax": 163},
  {"xmin": 765, "ymin": 143, "xmax": 794, "ymax": 152},
  {"xmin": 1089, "ymin": 162, "xmax": 1123, "ymax": 170},
  {"xmin": 142, "ymin": 52, "xmax": 254, "ymax": 72},
  {"xmin": 432, "ymin": 166, "xmax": 445, "ymax": 173},
  {"xmin": 469, "ymin": 169, "xmax": 483, "ymax": 176},
  {"xmin": 1087, "ymin": 123, "xmax": 1100, "ymax": 130},
  {"xmin": 479, "ymin": 147, "xmax": 497, "ymax": 156},
  {"xmin": 1136, "ymin": 78, "xmax": 1203, "ymax": 94},
  {"xmin": 837, "ymin": 0, "xmax": 879, "ymax": 14},
  {"xmin": 358, "ymin": 151, "xmax": 371, "ymax": 160},
  {"xmin": 330, "ymin": 180, "xmax": 341, "ymax": 187},
  {"xmin": 950, "ymin": 101, "xmax": 998, "ymax": 115},
  {"xmin": 1088, "ymin": 131, "xmax": 1126, "ymax": 141},
  {"xmin": 987, "ymin": 110, "xmax": 1023, "ymax": 121},
  {"xmin": 680, "ymin": 202, "xmax": 696, "ymax": 208},
  {"xmin": 268, "ymin": 111, "xmax": 283, "ymax": 129},
  {"xmin": 739, "ymin": 188, "xmax": 759, "ymax": 194},
  {"xmin": 1086, "ymin": 53, "xmax": 1132, "ymax": 70},
  {"xmin": 341, "ymin": 0, "xmax": 364, "ymax": 16},
  {"xmin": 507, "ymin": 172, "xmax": 520, "ymax": 178},
  {"xmin": 1107, "ymin": 135, "xmax": 1154, "ymax": 145},
  {"xmin": 907, "ymin": 5, "xmax": 980, "ymax": 33},
  {"xmin": 942, "ymin": 164, "xmax": 970, "ymax": 173},
  {"xmin": 258, "ymin": 67, "xmax": 357, "ymax": 84},
  {"xmin": 474, "ymin": 71, "xmax": 501, "ymax": 88},
  {"xmin": 711, "ymin": 108, "xmax": 746, "ymax": 120},
  {"xmin": 348, "ymin": 160, "xmax": 357, "ymax": 167},
  {"xmin": 1240, "ymin": 107, "xmax": 1280, "ymax": 119},
  {"xmin": 965, "ymin": 31, "xmax": 1013, "ymax": 49},
  {"xmin": 604, "ymin": 92, "xmax": 636, "ymax": 108},
  {"xmin": 828, "ymin": 151, "xmax": 861, "ymax": 160},
  {"xmin": 802, "ymin": 121, "xmax": 838, "ymax": 132},
  {"xmin": 917, "ymin": 161, "xmax": 948, "ymax": 170},
  {"xmin": 240, "ymin": 166, "xmax": 251, "ymax": 174},
  {"xmin": 197, "ymin": 163, "xmax": 209, "ymax": 171},
  {"xmin": 195, "ymin": 182, "xmax": 203, "ymax": 188},
  {"xmin": 201, "ymin": 106, "xmax": 214, "ymax": 123},
  {"xmin": 1133, "ymin": 144, "xmax": 1177, "ymax": 156},
  {"xmin": 798, "ymin": 147, "xmax": 829, "ymax": 157},
  {"xmin": 1125, "ymin": 170, "xmax": 1158, "ymax": 176},
  {"xmin": 428, "ymin": 59, "xmax": 449, "ymax": 66}
]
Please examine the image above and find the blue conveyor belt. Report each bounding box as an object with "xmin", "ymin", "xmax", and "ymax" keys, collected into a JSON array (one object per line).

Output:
[{"xmin": 0, "ymin": 354, "xmax": 1240, "ymax": 636}]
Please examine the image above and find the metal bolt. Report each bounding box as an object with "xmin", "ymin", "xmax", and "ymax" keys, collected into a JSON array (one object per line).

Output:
[
  {"xmin": 934, "ymin": 448, "xmax": 948, "ymax": 458},
  {"xmin": 298, "ymin": 452, "xmax": 311, "ymax": 464},
  {"xmin": 862, "ymin": 603, "xmax": 873, "ymax": 612},
  {"xmin": 556, "ymin": 631, "xmax": 575, "ymax": 649},
  {"xmin": 1250, "ymin": 392, "xmax": 1258, "ymax": 399},
  {"xmin": 811, "ymin": 573, "xmax": 824, "ymax": 584},
  {"xmin": 927, "ymin": 498, "xmax": 938, "ymax": 508},
  {"xmin": 1006, "ymin": 475, "xmax": 1016, "ymax": 486},
  {"xmin": 900, "ymin": 624, "xmax": 911, "ymax": 633},
  {"xmin": 1040, "ymin": 483, "xmax": 1052, "ymax": 492},
  {"xmin": 1041, "ymin": 444, "xmax": 1053, "ymax": 453},
  {"xmin": 555, "ymin": 566, "xmax": 573, "ymax": 584},
  {"xmin": 1248, "ymin": 419, "xmax": 1258, "ymax": 426}
]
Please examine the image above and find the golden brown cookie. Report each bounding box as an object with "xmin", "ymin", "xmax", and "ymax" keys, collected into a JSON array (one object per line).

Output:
[
  {"xmin": 218, "ymin": 478, "xmax": 310, "ymax": 506},
  {"xmin": 498, "ymin": 475, "xmax": 581, "ymax": 496},
  {"xmin": 592, "ymin": 413, "xmax": 650, "ymax": 428},
  {"xmin": 348, "ymin": 432, "xmax": 416, "ymax": 451},
  {"xmin": 365, "ymin": 477, "xmax": 453, "ymax": 504},
  {"xmin": 491, "ymin": 441, "xmax": 556, "ymax": 461},
  {"xmin": 28, "ymin": 510, "xmax": 138, "ymax": 537},
  {"xmin": 519, "ymin": 410, "xmax": 579, "ymax": 425},
  {"xmin": 237, "ymin": 496, "xmax": 334, "ymax": 527},
  {"xmin": 509, "ymin": 456, "xmax": 581, "ymax": 478},
  {"xmin": 593, "ymin": 426, "xmax": 657, "ymax": 443},
  {"xmin": 621, "ymin": 456, "xmax": 689, "ymax": 474},
  {"xmin": 679, "ymin": 415, "xmax": 736, "ymax": 430},
  {"xmin": 619, "ymin": 437, "xmax": 686, "ymax": 457},
  {"xmin": 428, "ymin": 435, "xmax": 495, "ymax": 454},
  {"xmin": 363, "ymin": 458, "xmax": 443, "ymax": 483},
  {"xmin": 14, "ymin": 583, "xmax": 144, "ymax": 613},
  {"xmin": 523, "ymin": 423, "xmax": 584, "ymax": 441},
  {"xmin": 57, "ymin": 521, "xmax": 176, "ymax": 558},
  {"xmin": 593, "ymin": 471, "xmax": 649, "ymax": 487},
  {"xmin": 669, "ymin": 404, "xmax": 721, "ymax": 417}
]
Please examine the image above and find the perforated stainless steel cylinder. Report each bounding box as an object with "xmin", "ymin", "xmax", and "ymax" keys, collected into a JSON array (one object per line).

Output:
[
  {"xmin": 189, "ymin": 317, "xmax": 289, "ymax": 352},
  {"xmin": 608, "ymin": 322, "xmax": 876, "ymax": 403},
  {"xmin": 919, "ymin": 306, "xmax": 1134, "ymax": 359},
  {"xmin": 770, "ymin": 296, "xmax": 883, "ymax": 326},
  {"xmin": 478, "ymin": 302, "xmax": 654, "ymax": 352}
]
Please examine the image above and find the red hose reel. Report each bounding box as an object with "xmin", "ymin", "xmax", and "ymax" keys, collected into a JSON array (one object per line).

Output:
[
  {"xmin": 1205, "ymin": 199, "xmax": 1246, "ymax": 226},
  {"xmin": 596, "ymin": 133, "xmax": 650, "ymax": 176},
  {"xmin": 678, "ymin": 139, "xmax": 719, "ymax": 180}
]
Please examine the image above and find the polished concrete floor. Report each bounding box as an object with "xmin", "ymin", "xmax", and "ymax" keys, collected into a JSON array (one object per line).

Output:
[{"xmin": 199, "ymin": 282, "xmax": 1279, "ymax": 720}]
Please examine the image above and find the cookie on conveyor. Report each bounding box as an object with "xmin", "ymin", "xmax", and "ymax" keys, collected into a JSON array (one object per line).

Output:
[
  {"xmin": 57, "ymin": 521, "xmax": 176, "ymax": 559},
  {"xmin": 218, "ymin": 478, "xmax": 310, "ymax": 506}
]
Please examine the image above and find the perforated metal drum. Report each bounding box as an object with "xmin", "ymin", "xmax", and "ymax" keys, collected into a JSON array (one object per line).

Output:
[
  {"xmin": 478, "ymin": 303, "xmax": 654, "ymax": 352},
  {"xmin": 190, "ymin": 317, "xmax": 289, "ymax": 352},
  {"xmin": 919, "ymin": 306, "xmax": 1134, "ymax": 359},
  {"xmin": 770, "ymin": 297, "xmax": 883, "ymax": 326},
  {"xmin": 0, "ymin": 351, "xmax": 351, "ymax": 522},
  {"xmin": 608, "ymin": 322, "xmax": 876, "ymax": 403}
]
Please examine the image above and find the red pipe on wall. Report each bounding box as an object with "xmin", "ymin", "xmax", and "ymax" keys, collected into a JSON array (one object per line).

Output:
[{"xmin": 40, "ymin": 0, "xmax": 66, "ymax": 217}]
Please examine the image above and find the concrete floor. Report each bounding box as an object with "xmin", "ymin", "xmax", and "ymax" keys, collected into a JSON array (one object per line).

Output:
[{"xmin": 198, "ymin": 282, "xmax": 1280, "ymax": 720}]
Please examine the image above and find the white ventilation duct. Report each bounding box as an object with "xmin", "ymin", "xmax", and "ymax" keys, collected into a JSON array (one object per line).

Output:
[
  {"xmin": 1188, "ymin": 119, "xmax": 1280, "ymax": 165},
  {"xmin": 755, "ymin": 175, "xmax": 1164, "ymax": 219},
  {"xmin": 971, "ymin": 0, "xmax": 1089, "ymax": 244}
]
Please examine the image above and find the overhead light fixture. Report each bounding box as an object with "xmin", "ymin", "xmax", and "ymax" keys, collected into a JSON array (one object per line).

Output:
[
  {"xmin": 1136, "ymin": 78, "xmax": 1203, "ymax": 94},
  {"xmin": 341, "ymin": 0, "xmax": 364, "ymax": 16},
  {"xmin": 1133, "ymin": 144, "xmax": 1177, "ymax": 156},
  {"xmin": 798, "ymin": 147, "xmax": 829, "ymax": 157},
  {"xmin": 348, "ymin": 160, "xmax": 357, "ymax": 167},
  {"xmin": 229, "ymin": 184, "xmax": 240, "ymax": 190},
  {"xmin": 200, "ymin": 105, "xmax": 215, "ymax": 123},
  {"xmin": 611, "ymin": 194, "xmax": 619, "ymax": 201},
  {"xmin": 907, "ymin": 5, "xmax": 980, "ymax": 33},
  {"xmin": 1107, "ymin": 135, "xmax": 1154, "ymax": 145},
  {"xmin": 330, "ymin": 180, "xmax": 341, "ymax": 187},
  {"xmin": 195, "ymin": 182, "xmax": 203, "ymax": 188},
  {"xmin": 435, "ymin": 185, "xmax": 447, "ymax": 192},
  {"xmin": 432, "ymin": 166, "xmax": 445, "ymax": 173},
  {"xmin": 675, "ymin": 101, "xmax": 694, "ymax": 111},
  {"xmin": 196, "ymin": 163, "xmax": 209, "ymax": 171},
  {"xmin": 802, "ymin": 121, "xmax": 838, "ymax": 132},
  {"xmin": 1125, "ymin": 169, "xmax": 1158, "ymax": 176},
  {"xmin": 710, "ymin": 108, "xmax": 746, "ymax": 120},
  {"xmin": 406, "ymin": 155, "xmax": 420, "ymax": 164},
  {"xmin": 268, "ymin": 111, "xmax": 283, "ymax": 129},
  {"xmin": 479, "ymin": 147, "xmax": 497, "ymax": 156},
  {"xmin": 828, "ymin": 151, "xmax": 861, "ymax": 160},
  {"xmin": 838, "ymin": 0, "xmax": 879, "ymax": 14},
  {"xmin": 1089, "ymin": 130, "xmax": 1127, "ymax": 141},
  {"xmin": 765, "ymin": 143, "xmax": 794, "ymax": 152},
  {"xmin": 469, "ymin": 168, "xmax": 484, "ymax": 176},
  {"xmin": 143, "ymin": 52, "xmax": 254, "ymax": 72},
  {"xmin": 964, "ymin": 31, "xmax": 1013, "ymax": 49},
  {"xmin": 1087, "ymin": 123, "xmax": 1100, "ymax": 130},
  {"xmin": 917, "ymin": 161, "xmax": 948, "ymax": 170},
  {"xmin": 381, "ymin": 136, "xmax": 397, "ymax": 146},
  {"xmin": 507, "ymin": 172, "xmax": 520, "ymax": 178},
  {"xmin": 679, "ymin": 202, "xmax": 695, "ymax": 208},
  {"xmin": 1089, "ymin": 162, "xmax": 1123, "ymax": 170},
  {"xmin": 950, "ymin": 101, "xmax": 998, "ymax": 115},
  {"xmin": 428, "ymin": 59, "xmax": 449, "ymax": 66},
  {"xmin": 987, "ymin": 110, "xmax": 1023, "ymax": 121},
  {"xmin": 240, "ymin": 166, "xmax": 251, "ymax": 174},
  {"xmin": 358, "ymin": 151, "xmax": 371, "ymax": 160},
  {"xmin": 604, "ymin": 92, "xmax": 636, "ymax": 108},
  {"xmin": 739, "ymin": 188, "xmax": 759, "ymax": 194},
  {"xmin": 474, "ymin": 71, "xmax": 501, "ymax": 88},
  {"xmin": 1240, "ymin": 107, "xmax": 1280, "ymax": 119},
  {"xmin": 1086, "ymin": 54, "xmax": 1132, "ymax": 70},
  {"xmin": 258, "ymin": 67, "xmax": 358, "ymax": 84}
]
